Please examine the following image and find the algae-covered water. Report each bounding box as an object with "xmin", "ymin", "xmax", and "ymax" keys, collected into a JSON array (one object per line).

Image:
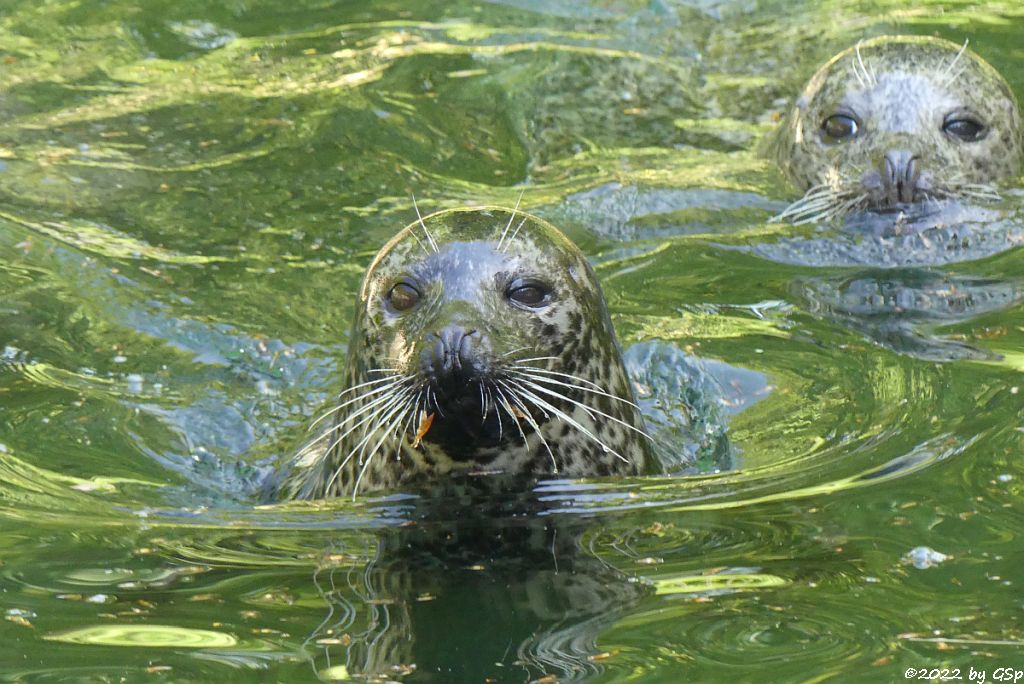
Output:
[{"xmin": 2, "ymin": 1, "xmax": 1024, "ymax": 681}]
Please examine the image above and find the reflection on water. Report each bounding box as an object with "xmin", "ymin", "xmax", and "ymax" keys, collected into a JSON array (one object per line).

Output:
[
  {"xmin": 2, "ymin": 0, "xmax": 1024, "ymax": 681},
  {"xmin": 306, "ymin": 500, "xmax": 647, "ymax": 682},
  {"xmin": 796, "ymin": 269, "xmax": 1024, "ymax": 361}
]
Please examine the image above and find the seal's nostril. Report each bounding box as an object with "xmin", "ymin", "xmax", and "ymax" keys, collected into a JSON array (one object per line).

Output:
[
  {"xmin": 424, "ymin": 325, "xmax": 479, "ymax": 382},
  {"xmin": 881, "ymin": 149, "xmax": 921, "ymax": 203}
]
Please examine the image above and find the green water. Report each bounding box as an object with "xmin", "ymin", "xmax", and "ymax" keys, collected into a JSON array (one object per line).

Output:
[{"xmin": 2, "ymin": 0, "xmax": 1024, "ymax": 681}]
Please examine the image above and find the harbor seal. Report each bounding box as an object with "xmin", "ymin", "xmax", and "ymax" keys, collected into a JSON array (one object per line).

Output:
[
  {"xmin": 277, "ymin": 206, "xmax": 654, "ymax": 499},
  {"xmin": 769, "ymin": 35, "xmax": 1022, "ymax": 224}
]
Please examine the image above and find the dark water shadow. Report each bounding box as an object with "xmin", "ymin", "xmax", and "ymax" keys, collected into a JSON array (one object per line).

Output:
[{"xmin": 300, "ymin": 482, "xmax": 649, "ymax": 682}]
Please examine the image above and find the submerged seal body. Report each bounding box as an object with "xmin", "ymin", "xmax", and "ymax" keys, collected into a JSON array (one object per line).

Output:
[
  {"xmin": 769, "ymin": 35, "xmax": 1022, "ymax": 224},
  {"xmin": 278, "ymin": 207, "xmax": 653, "ymax": 499}
]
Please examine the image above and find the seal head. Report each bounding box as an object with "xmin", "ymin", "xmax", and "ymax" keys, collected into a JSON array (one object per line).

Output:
[
  {"xmin": 769, "ymin": 35, "xmax": 1022, "ymax": 224},
  {"xmin": 279, "ymin": 207, "xmax": 653, "ymax": 499}
]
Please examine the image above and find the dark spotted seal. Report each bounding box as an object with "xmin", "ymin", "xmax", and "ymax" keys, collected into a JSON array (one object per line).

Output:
[
  {"xmin": 277, "ymin": 206, "xmax": 654, "ymax": 499},
  {"xmin": 768, "ymin": 35, "xmax": 1022, "ymax": 224}
]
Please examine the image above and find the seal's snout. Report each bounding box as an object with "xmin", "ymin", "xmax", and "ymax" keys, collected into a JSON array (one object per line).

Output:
[
  {"xmin": 882, "ymin": 149, "xmax": 921, "ymax": 204},
  {"xmin": 422, "ymin": 326, "xmax": 484, "ymax": 397},
  {"xmin": 862, "ymin": 148, "xmax": 925, "ymax": 208}
]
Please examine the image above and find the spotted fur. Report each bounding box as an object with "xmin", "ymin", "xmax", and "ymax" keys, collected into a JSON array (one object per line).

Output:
[
  {"xmin": 277, "ymin": 207, "xmax": 653, "ymax": 499},
  {"xmin": 768, "ymin": 35, "xmax": 1022, "ymax": 224}
]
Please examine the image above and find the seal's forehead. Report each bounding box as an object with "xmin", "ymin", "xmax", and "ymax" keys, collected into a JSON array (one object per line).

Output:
[
  {"xmin": 360, "ymin": 209, "xmax": 590, "ymax": 300},
  {"xmin": 371, "ymin": 209, "xmax": 581, "ymax": 271},
  {"xmin": 801, "ymin": 38, "xmax": 1016, "ymax": 123},
  {"xmin": 841, "ymin": 72, "xmax": 957, "ymax": 132}
]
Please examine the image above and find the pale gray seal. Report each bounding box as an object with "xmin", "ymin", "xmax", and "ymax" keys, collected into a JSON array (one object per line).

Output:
[{"xmin": 768, "ymin": 35, "xmax": 1022, "ymax": 224}]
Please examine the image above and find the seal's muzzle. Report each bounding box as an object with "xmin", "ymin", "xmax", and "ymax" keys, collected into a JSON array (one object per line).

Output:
[{"xmin": 422, "ymin": 326, "xmax": 485, "ymax": 403}]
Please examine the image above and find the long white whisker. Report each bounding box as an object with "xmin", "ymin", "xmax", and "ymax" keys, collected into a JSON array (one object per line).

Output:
[
  {"xmin": 325, "ymin": 380, "xmax": 414, "ymax": 431},
  {"xmin": 943, "ymin": 38, "xmax": 969, "ymax": 84},
  {"xmin": 351, "ymin": 394, "xmax": 419, "ymax": 499},
  {"xmin": 497, "ymin": 190, "xmax": 525, "ymax": 252},
  {"xmin": 483, "ymin": 384, "xmax": 495, "ymax": 424},
  {"xmin": 853, "ymin": 40, "xmax": 869, "ymax": 89},
  {"xmin": 400, "ymin": 388, "xmax": 423, "ymax": 443},
  {"xmin": 427, "ymin": 384, "xmax": 444, "ymax": 417},
  {"xmin": 512, "ymin": 369, "xmax": 641, "ymax": 409},
  {"xmin": 496, "ymin": 381, "xmax": 557, "ymax": 473},
  {"xmin": 513, "ymin": 355, "xmax": 561, "ymax": 365},
  {"xmin": 507, "ymin": 380, "xmax": 630, "ymax": 464},
  {"xmin": 297, "ymin": 385, "xmax": 406, "ymax": 456},
  {"xmin": 319, "ymin": 385, "xmax": 416, "ymax": 466},
  {"xmin": 332, "ymin": 374, "xmax": 403, "ymax": 401},
  {"xmin": 505, "ymin": 215, "xmax": 530, "ymax": 250},
  {"xmin": 516, "ymin": 377, "xmax": 651, "ymax": 440},
  {"xmin": 307, "ymin": 377, "xmax": 409, "ymax": 431},
  {"xmin": 511, "ymin": 365, "xmax": 604, "ymax": 390},
  {"xmin": 324, "ymin": 385, "xmax": 418, "ymax": 495},
  {"xmin": 493, "ymin": 387, "xmax": 505, "ymax": 442},
  {"xmin": 411, "ymin": 194, "xmax": 439, "ymax": 253}
]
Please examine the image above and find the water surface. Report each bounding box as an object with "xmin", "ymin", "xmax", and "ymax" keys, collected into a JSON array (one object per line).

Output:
[{"xmin": 2, "ymin": 1, "xmax": 1024, "ymax": 681}]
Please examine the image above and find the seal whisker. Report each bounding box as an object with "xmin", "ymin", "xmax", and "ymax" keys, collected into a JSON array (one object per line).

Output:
[
  {"xmin": 307, "ymin": 376, "xmax": 410, "ymax": 431},
  {"xmin": 956, "ymin": 183, "xmax": 1002, "ymax": 201},
  {"xmin": 316, "ymin": 399, "xmax": 402, "ymax": 473},
  {"xmin": 411, "ymin": 384, "xmax": 429, "ymax": 441},
  {"xmin": 324, "ymin": 385, "xmax": 419, "ymax": 495},
  {"xmin": 351, "ymin": 395, "xmax": 419, "ymax": 499},
  {"xmin": 296, "ymin": 385, "xmax": 406, "ymax": 457},
  {"xmin": 505, "ymin": 215, "xmax": 530, "ymax": 251},
  {"xmin": 324, "ymin": 379, "xmax": 415, "ymax": 431},
  {"xmin": 513, "ymin": 355, "xmax": 561, "ymax": 365},
  {"xmin": 400, "ymin": 390, "xmax": 422, "ymax": 443},
  {"xmin": 510, "ymin": 365, "xmax": 604, "ymax": 390},
  {"xmin": 318, "ymin": 384, "xmax": 417, "ymax": 466},
  {"xmin": 772, "ymin": 198, "xmax": 834, "ymax": 224},
  {"xmin": 507, "ymin": 380, "xmax": 631, "ymax": 464},
  {"xmin": 496, "ymin": 381, "xmax": 557, "ymax": 473},
  {"xmin": 426, "ymin": 384, "xmax": 444, "ymax": 417},
  {"xmin": 411, "ymin": 195, "xmax": 439, "ymax": 253},
  {"xmin": 483, "ymin": 384, "xmax": 496, "ymax": 424},
  {"xmin": 493, "ymin": 386, "xmax": 530, "ymax": 446},
  {"xmin": 773, "ymin": 183, "xmax": 868, "ymax": 225},
  {"xmin": 405, "ymin": 195, "xmax": 433, "ymax": 256},
  {"xmin": 501, "ymin": 346, "xmax": 530, "ymax": 358},
  {"xmin": 515, "ymin": 377, "xmax": 653, "ymax": 440},
  {"xmin": 332, "ymin": 374, "xmax": 405, "ymax": 401},
  {"xmin": 497, "ymin": 189, "xmax": 525, "ymax": 252},
  {"xmin": 854, "ymin": 40, "xmax": 870, "ymax": 89},
  {"xmin": 769, "ymin": 183, "xmax": 845, "ymax": 223},
  {"xmin": 493, "ymin": 385, "xmax": 505, "ymax": 441},
  {"xmin": 942, "ymin": 38, "xmax": 969, "ymax": 85},
  {"xmin": 512, "ymin": 369, "xmax": 642, "ymax": 410}
]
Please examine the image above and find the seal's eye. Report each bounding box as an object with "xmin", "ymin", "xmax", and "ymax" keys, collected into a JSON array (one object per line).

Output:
[
  {"xmin": 943, "ymin": 116, "xmax": 986, "ymax": 142},
  {"xmin": 387, "ymin": 282, "xmax": 421, "ymax": 312},
  {"xmin": 506, "ymin": 279, "xmax": 552, "ymax": 309},
  {"xmin": 821, "ymin": 114, "xmax": 859, "ymax": 143}
]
